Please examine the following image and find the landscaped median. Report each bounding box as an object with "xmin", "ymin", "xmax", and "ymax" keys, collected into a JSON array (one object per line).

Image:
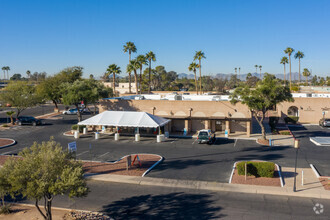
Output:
[
  {"xmin": 0, "ymin": 154, "xmax": 163, "ymax": 178},
  {"xmin": 229, "ymin": 161, "xmax": 283, "ymax": 187}
]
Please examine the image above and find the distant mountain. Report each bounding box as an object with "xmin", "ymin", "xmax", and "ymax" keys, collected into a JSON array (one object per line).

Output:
[{"xmin": 178, "ymin": 73, "xmax": 195, "ymax": 79}]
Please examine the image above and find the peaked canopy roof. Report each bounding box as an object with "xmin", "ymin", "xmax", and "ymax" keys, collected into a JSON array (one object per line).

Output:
[{"xmin": 78, "ymin": 111, "xmax": 170, "ymax": 128}]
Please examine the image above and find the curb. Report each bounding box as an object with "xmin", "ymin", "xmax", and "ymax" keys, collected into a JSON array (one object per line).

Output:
[
  {"xmin": 309, "ymin": 137, "xmax": 330, "ymax": 146},
  {"xmin": 0, "ymin": 138, "xmax": 16, "ymax": 149},
  {"xmin": 142, "ymin": 155, "xmax": 164, "ymax": 177},
  {"xmin": 310, "ymin": 164, "xmax": 320, "ymax": 178},
  {"xmin": 82, "ymin": 153, "xmax": 163, "ymax": 177},
  {"xmin": 228, "ymin": 162, "xmax": 237, "ymax": 183}
]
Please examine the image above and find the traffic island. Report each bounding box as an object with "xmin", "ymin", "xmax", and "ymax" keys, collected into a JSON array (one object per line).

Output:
[
  {"xmin": 0, "ymin": 138, "xmax": 16, "ymax": 148},
  {"xmin": 319, "ymin": 178, "xmax": 330, "ymax": 191},
  {"xmin": 83, "ymin": 154, "xmax": 163, "ymax": 177},
  {"xmin": 229, "ymin": 161, "xmax": 283, "ymax": 187}
]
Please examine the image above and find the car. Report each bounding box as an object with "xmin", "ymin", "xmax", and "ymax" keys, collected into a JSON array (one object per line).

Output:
[
  {"xmin": 63, "ymin": 108, "xmax": 78, "ymax": 115},
  {"xmin": 319, "ymin": 118, "xmax": 330, "ymax": 127},
  {"xmin": 197, "ymin": 129, "xmax": 216, "ymax": 144},
  {"xmin": 16, "ymin": 116, "xmax": 41, "ymax": 126},
  {"xmin": 63, "ymin": 108, "xmax": 89, "ymax": 115}
]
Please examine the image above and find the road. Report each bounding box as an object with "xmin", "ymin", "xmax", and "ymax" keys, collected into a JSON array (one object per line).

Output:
[{"xmin": 15, "ymin": 180, "xmax": 330, "ymax": 219}]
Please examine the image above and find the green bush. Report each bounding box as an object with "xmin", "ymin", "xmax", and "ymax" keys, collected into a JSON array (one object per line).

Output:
[
  {"xmin": 71, "ymin": 125, "xmax": 86, "ymax": 133},
  {"xmin": 284, "ymin": 116, "xmax": 299, "ymax": 124},
  {"xmin": 279, "ymin": 130, "xmax": 291, "ymax": 135},
  {"xmin": 237, "ymin": 161, "xmax": 275, "ymax": 178}
]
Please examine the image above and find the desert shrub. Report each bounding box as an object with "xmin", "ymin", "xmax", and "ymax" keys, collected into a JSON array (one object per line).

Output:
[
  {"xmin": 1, "ymin": 124, "xmax": 9, "ymax": 127},
  {"xmin": 0, "ymin": 204, "xmax": 11, "ymax": 214},
  {"xmin": 284, "ymin": 116, "xmax": 299, "ymax": 124},
  {"xmin": 71, "ymin": 125, "xmax": 86, "ymax": 133},
  {"xmin": 237, "ymin": 161, "xmax": 275, "ymax": 178},
  {"xmin": 279, "ymin": 130, "xmax": 291, "ymax": 135},
  {"xmin": 291, "ymin": 86, "xmax": 299, "ymax": 92}
]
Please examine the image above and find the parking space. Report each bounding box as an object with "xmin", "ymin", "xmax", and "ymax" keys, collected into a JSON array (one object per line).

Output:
[{"xmin": 1, "ymin": 113, "xmax": 328, "ymax": 182}]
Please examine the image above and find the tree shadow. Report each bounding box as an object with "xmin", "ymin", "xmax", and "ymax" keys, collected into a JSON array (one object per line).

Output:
[{"xmin": 101, "ymin": 192, "xmax": 224, "ymax": 220}]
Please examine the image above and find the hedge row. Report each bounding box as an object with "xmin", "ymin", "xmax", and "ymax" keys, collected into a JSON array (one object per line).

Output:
[
  {"xmin": 284, "ymin": 116, "xmax": 299, "ymax": 124},
  {"xmin": 237, "ymin": 161, "xmax": 275, "ymax": 178}
]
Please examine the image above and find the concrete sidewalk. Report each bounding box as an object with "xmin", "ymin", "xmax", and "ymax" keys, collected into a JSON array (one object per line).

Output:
[{"xmin": 86, "ymin": 167, "xmax": 330, "ymax": 200}]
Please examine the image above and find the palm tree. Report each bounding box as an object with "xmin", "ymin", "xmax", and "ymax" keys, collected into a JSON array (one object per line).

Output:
[
  {"xmin": 302, "ymin": 68, "xmax": 311, "ymax": 86},
  {"xmin": 284, "ymin": 47, "xmax": 294, "ymax": 90},
  {"xmin": 123, "ymin": 42, "xmax": 137, "ymax": 94},
  {"xmin": 137, "ymin": 55, "xmax": 147, "ymax": 94},
  {"xmin": 1, "ymin": 67, "xmax": 5, "ymax": 80},
  {"xmin": 126, "ymin": 59, "xmax": 141, "ymax": 95},
  {"xmin": 280, "ymin": 57, "xmax": 288, "ymax": 84},
  {"xmin": 6, "ymin": 111, "xmax": 15, "ymax": 125},
  {"xmin": 193, "ymin": 51, "xmax": 206, "ymax": 94},
  {"xmin": 259, "ymin": 65, "xmax": 262, "ymax": 79},
  {"xmin": 294, "ymin": 51, "xmax": 304, "ymax": 84},
  {"xmin": 26, "ymin": 70, "xmax": 31, "ymax": 80},
  {"xmin": 145, "ymin": 51, "xmax": 156, "ymax": 94},
  {"xmin": 188, "ymin": 62, "xmax": 200, "ymax": 95},
  {"xmin": 6, "ymin": 66, "xmax": 10, "ymax": 80},
  {"xmin": 106, "ymin": 64, "xmax": 121, "ymax": 95},
  {"xmin": 254, "ymin": 65, "xmax": 258, "ymax": 75},
  {"xmin": 234, "ymin": 67, "xmax": 237, "ymax": 75},
  {"xmin": 238, "ymin": 67, "xmax": 241, "ymax": 78}
]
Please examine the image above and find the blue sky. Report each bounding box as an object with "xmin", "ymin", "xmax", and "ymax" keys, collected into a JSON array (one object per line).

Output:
[{"xmin": 1, "ymin": 0, "xmax": 330, "ymax": 78}]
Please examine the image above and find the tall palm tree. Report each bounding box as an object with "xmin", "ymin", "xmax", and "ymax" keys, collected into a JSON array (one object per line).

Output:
[
  {"xmin": 1, "ymin": 67, "xmax": 6, "ymax": 80},
  {"xmin": 106, "ymin": 64, "xmax": 121, "ymax": 95},
  {"xmin": 254, "ymin": 65, "xmax": 258, "ymax": 75},
  {"xmin": 238, "ymin": 67, "xmax": 241, "ymax": 78},
  {"xmin": 302, "ymin": 68, "xmax": 311, "ymax": 86},
  {"xmin": 284, "ymin": 47, "xmax": 294, "ymax": 90},
  {"xmin": 280, "ymin": 57, "xmax": 288, "ymax": 84},
  {"xmin": 259, "ymin": 65, "xmax": 262, "ymax": 79},
  {"xmin": 123, "ymin": 42, "xmax": 137, "ymax": 94},
  {"xmin": 137, "ymin": 55, "xmax": 147, "ymax": 94},
  {"xmin": 188, "ymin": 62, "xmax": 199, "ymax": 95},
  {"xmin": 26, "ymin": 70, "xmax": 31, "ymax": 80},
  {"xmin": 145, "ymin": 51, "xmax": 156, "ymax": 94},
  {"xmin": 193, "ymin": 51, "xmax": 206, "ymax": 94},
  {"xmin": 126, "ymin": 59, "xmax": 141, "ymax": 95},
  {"xmin": 6, "ymin": 66, "xmax": 10, "ymax": 80},
  {"xmin": 234, "ymin": 67, "xmax": 237, "ymax": 75},
  {"xmin": 294, "ymin": 51, "xmax": 304, "ymax": 84}
]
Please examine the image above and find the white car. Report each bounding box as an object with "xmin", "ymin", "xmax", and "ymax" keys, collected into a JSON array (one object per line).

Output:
[{"xmin": 62, "ymin": 108, "xmax": 78, "ymax": 115}]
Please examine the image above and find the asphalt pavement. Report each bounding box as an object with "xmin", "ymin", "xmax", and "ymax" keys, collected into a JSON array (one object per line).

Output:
[
  {"xmin": 0, "ymin": 113, "xmax": 321, "ymax": 183},
  {"xmin": 15, "ymin": 180, "xmax": 330, "ymax": 219},
  {"xmin": 289, "ymin": 125, "xmax": 330, "ymax": 176}
]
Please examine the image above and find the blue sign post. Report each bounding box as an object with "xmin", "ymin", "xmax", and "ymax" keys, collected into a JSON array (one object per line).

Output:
[{"xmin": 68, "ymin": 141, "xmax": 77, "ymax": 153}]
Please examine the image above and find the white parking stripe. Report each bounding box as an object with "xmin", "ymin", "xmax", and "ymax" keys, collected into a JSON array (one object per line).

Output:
[
  {"xmin": 76, "ymin": 151, "xmax": 89, "ymax": 157},
  {"xmin": 234, "ymin": 139, "xmax": 238, "ymax": 147},
  {"xmin": 192, "ymin": 139, "xmax": 197, "ymax": 145},
  {"xmin": 97, "ymin": 152, "xmax": 110, "ymax": 158}
]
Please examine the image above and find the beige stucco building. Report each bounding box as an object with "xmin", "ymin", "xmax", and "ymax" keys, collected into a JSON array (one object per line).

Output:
[{"xmin": 98, "ymin": 93, "xmax": 330, "ymax": 136}]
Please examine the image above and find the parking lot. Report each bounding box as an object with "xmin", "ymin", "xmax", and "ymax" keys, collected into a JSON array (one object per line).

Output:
[{"xmin": 0, "ymin": 112, "xmax": 329, "ymax": 182}]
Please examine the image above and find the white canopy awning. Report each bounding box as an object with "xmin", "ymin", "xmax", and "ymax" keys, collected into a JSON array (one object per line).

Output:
[{"xmin": 78, "ymin": 111, "xmax": 170, "ymax": 128}]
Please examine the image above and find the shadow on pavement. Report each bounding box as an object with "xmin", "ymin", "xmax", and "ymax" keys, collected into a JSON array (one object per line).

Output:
[{"xmin": 101, "ymin": 192, "xmax": 224, "ymax": 220}]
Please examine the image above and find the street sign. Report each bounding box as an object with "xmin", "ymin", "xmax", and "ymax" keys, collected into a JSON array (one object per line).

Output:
[{"xmin": 68, "ymin": 141, "xmax": 77, "ymax": 152}]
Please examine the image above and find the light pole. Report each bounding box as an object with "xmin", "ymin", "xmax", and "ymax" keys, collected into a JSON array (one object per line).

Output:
[{"xmin": 293, "ymin": 139, "xmax": 300, "ymax": 192}]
